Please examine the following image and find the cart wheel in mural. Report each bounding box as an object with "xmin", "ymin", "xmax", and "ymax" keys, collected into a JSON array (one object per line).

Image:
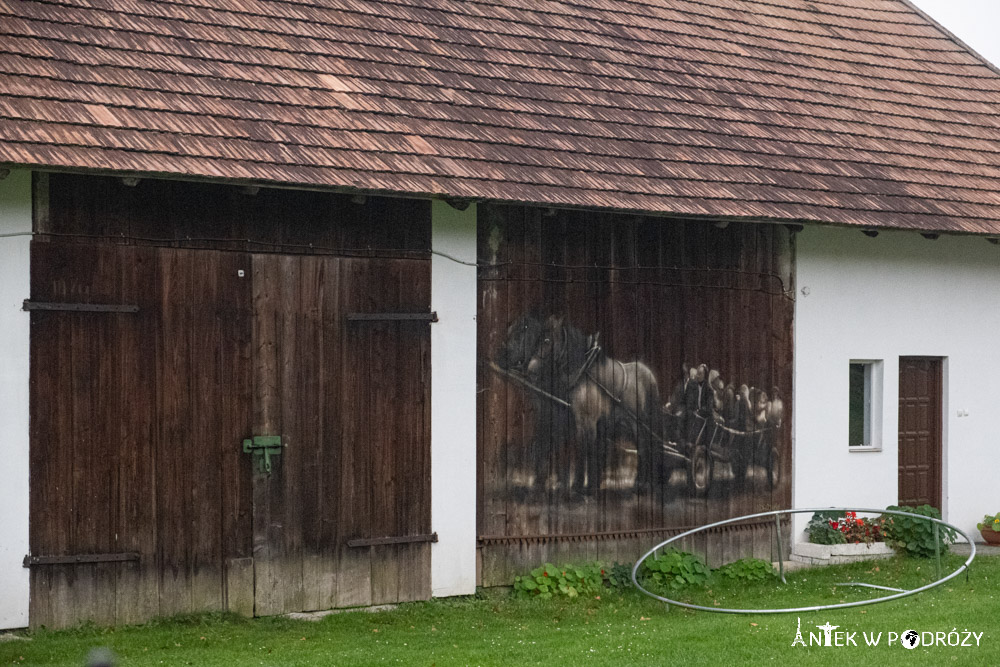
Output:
[
  {"xmin": 687, "ymin": 444, "xmax": 712, "ymax": 497},
  {"xmin": 767, "ymin": 446, "xmax": 781, "ymax": 490}
]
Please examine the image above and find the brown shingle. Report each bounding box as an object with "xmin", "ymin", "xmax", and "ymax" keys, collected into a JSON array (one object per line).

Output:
[{"xmin": 2, "ymin": 0, "xmax": 1000, "ymax": 231}]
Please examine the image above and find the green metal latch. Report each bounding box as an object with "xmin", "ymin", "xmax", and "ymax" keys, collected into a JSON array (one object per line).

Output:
[{"xmin": 242, "ymin": 436, "xmax": 283, "ymax": 474}]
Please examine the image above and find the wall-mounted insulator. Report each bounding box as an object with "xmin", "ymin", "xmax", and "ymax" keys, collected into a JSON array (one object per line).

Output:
[
  {"xmin": 713, "ymin": 220, "xmax": 730, "ymax": 229},
  {"xmin": 350, "ymin": 194, "xmax": 367, "ymax": 205},
  {"xmin": 862, "ymin": 229, "xmax": 879, "ymax": 238},
  {"xmin": 121, "ymin": 177, "xmax": 141, "ymax": 187},
  {"xmin": 921, "ymin": 232, "xmax": 940, "ymax": 240},
  {"xmin": 239, "ymin": 185, "xmax": 260, "ymax": 196}
]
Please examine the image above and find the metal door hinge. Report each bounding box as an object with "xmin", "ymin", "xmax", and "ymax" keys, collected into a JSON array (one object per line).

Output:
[{"xmin": 346, "ymin": 312, "xmax": 438, "ymax": 322}]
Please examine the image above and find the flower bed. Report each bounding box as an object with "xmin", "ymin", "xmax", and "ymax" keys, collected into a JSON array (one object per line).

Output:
[
  {"xmin": 793, "ymin": 510, "xmax": 895, "ymax": 565},
  {"xmin": 807, "ymin": 510, "xmax": 888, "ymax": 546}
]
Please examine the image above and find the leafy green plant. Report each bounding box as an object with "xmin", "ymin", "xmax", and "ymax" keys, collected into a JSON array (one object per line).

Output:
[
  {"xmin": 714, "ymin": 558, "xmax": 777, "ymax": 582},
  {"xmin": 512, "ymin": 562, "xmax": 604, "ymax": 599},
  {"xmin": 882, "ymin": 505, "xmax": 955, "ymax": 558},
  {"xmin": 807, "ymin": 510, "xmax": 847, "ymax": 545},
  {"xmin": 977, "ymin": 512, "xmax": 1000, "ymax": 532},
  {"xmin": 606, "ymin": 561, "xmax": 633, "ymax": 590},
  {"xmin": 639, "ymin": 548, "xmax": 711, "ymax": 592}
]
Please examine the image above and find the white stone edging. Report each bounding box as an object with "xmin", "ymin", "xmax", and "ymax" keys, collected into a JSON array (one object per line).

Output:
[{"xmin": 790, "ymin": 540, "xmax": 896, "ymax": 566}]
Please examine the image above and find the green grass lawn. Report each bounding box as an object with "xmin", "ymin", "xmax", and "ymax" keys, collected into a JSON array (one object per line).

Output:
[{"xmin": 3, "ymin": 554, "xmax": 997, "ymax": 666}]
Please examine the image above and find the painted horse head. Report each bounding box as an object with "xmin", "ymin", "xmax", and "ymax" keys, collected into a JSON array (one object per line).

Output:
[
  {"xmin": 526, "ymin": 315, "xmax": 590, "ymax": 381},
  {"xmin": 495, "ymin": 313, "xmax": 545, "ymax": 376}
]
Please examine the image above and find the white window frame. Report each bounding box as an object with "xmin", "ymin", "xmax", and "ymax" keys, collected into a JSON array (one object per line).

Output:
[{"xmin": 849, "ymin": 359, "xmax": 883, "ymax": 451}]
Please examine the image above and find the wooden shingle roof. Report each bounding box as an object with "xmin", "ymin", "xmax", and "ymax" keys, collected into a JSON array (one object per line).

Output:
[{"xmin": 3, "ymin": 0, "xmax": 1000, "ymax": 232}]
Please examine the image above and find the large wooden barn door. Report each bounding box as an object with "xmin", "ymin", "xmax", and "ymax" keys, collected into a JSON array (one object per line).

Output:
[
  {"xmin": 248, "ymin": 255, "xmax": 432, "ymax": 616},
  {"xmin": 898, "ymin": 357, "xmax": 943, "ymax": 509},
  {"xmin": 29, "ymin": 173, "xmax": 432, "ymax": 627},
  {"xmin": 29, "ymin": 246, "xmax": 431, "ymax": 626},
  {"xmin": 29, "ymin": 241, "xmax": 254, "ymax": 628}
]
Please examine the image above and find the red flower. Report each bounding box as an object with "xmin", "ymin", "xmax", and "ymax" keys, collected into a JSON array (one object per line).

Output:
[
  {"xmin": 543, "ymin": 572, "xmax": 549, "ymax": 577},
  {"xmin": 601, "ymin": 570, "xmax": 605, "ymax": 575},
  {"xmin": 856, "ymin": 519, "xmax": 863, "ymax": 525}
]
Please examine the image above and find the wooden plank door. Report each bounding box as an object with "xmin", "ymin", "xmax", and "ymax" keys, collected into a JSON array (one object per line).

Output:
[
  {"xmin": 249, "ymin": 255, "xmax": 432, "ymax": 616},
  {"xmin": 898, "ymin": 357, "xmax": 942, "ymax": 509},
  {"xmin": 29, "ymin": 241, "xmax": 254, "ymax": 628}
]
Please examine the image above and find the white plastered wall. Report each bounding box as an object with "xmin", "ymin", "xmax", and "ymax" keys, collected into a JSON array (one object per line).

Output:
[
  {"xmin": 430, "ymin": 201, "xmax": 477, "ymax": 596},
  {"xmin": 793, "ymin": 225, "xmax": 1000, "ymax": 541},
  {"xmin": 0, "ymin": 170, "xmax": 31, "ymax": 628}
]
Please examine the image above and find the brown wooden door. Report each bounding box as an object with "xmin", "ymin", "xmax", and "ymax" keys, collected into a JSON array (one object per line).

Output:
[
  {"xmin": 898, "ymin": 357, "xmax": 942, "ymax": 509},
  {"xmin": 249, "ymin": 254, "xmax": 432, "ymax": 616},
  {"xmin": 29, "ymin": 241, "xmax": 254, "ymax": 628}
]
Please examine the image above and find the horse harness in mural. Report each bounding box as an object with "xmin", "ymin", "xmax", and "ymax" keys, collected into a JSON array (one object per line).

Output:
[{"xmin": 494, "ymin": 314, "xmax": 782, "ymax": 498}]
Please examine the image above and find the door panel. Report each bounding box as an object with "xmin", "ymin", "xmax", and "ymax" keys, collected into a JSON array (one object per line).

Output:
[
  {"xmin": 29, "ymin": 242, "xmax": 253, "ymax": 628},
  {"xmin": 250, "ymin": 255, "xmax": 431, "ymax": 615},
  {"xmin": 897, "ymin": 358, "xmax": 942, "ymax": 509}
]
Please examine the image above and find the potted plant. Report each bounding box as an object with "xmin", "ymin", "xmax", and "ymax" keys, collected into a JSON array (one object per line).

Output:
[{"xmin": 977, "ymin": 513, "xmax": 1000, "ymax": 545}]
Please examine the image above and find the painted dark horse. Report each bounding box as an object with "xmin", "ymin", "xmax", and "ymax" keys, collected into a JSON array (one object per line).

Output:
[
  {"xmin": 527, "ymin": 316, "xmax": 663, "ymax": 495},
  {"xmin": 493, "ymin": 314, "xmax": 574, "ymax": 490}
]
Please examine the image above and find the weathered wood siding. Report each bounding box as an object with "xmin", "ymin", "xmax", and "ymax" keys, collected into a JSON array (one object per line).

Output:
[
  {"xmin": 477, "ymin": 205, "xmax": 794, "ymax": 585},
  {"xmin": 29, "ymin": 174, "xmax": 431, "ymax": 628}
]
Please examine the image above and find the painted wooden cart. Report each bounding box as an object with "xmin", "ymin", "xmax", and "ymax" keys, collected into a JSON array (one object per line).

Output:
[{"xmin": 667, "ymin": 411, "xmax": 781, "ymax": 498}]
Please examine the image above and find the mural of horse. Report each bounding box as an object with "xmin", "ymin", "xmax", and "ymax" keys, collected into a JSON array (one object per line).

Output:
[
  {"xmin": 493, "ymin": 314, "xmax": 574, "ymax": 490},
  {"xmin": 526, "ymin": 315, "xmax": 663, "ymax": 495}
]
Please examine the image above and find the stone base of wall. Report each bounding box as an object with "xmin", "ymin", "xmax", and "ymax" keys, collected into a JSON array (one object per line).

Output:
[{"xmin": 790, "ymin": 541, "xmax": 896, "ymax": 566}]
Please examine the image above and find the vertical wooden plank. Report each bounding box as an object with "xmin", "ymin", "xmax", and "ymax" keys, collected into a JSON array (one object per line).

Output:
[
  {"xmin": 369, "ymin": 259, "xmax": 402, "ymax": 605},
  {"xmin": 478, "ymin": 205, "xmax": 511, "ymax": 581},
  {"xmin": 317, "ymin": 255, "xmax": 345, "ymax": 609},
  {"xmin": 28, "ymin": 243, "xmax": 78, "ymax": 628},
  {"xmin": 114, "ymin": 246, "xmax": 160, "ymax": 625},
  {"xmin": 32, "ymin": 171, "xmax": 49, "ymax": 234},
  {"xmin": 27, "ymin": 246, "xmax": 55, "ymax": 627},
  {"xmin": 396, "ymin": 258, "xmax": 432, "ymax": 602},
  {"xmin": 250, "ymin": 252, "xmax": 280, "ymax": 615},
  {"xmin": 156, "ymin": 248, "xmax": 195, "ymax": 617},
  {"xmin": 189, "ymin": 250, "xmax": 225, "ymax": 615},
  {"xmin": 251, "ymin": 254, "xmax": 305, "ymax": 616},
  {"xmin": 335, "ymin": 258, "xmax": 373, "ymax": 608},
  {"xmin": 298, "ymin": 256, "xmax": 338, "ymax": 612},
  {"xmin": 277, "ymin": 255, "xmax": 305, "ymax": 613},
  {"xmin": 222, "ymin": 254, "xmax": 254, "ymax": 617}
]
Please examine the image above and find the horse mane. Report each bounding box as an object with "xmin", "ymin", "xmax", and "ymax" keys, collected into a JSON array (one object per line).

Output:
[{"xmin": 550, "ymin": 318, "xmax": 597, "ymax": 380}]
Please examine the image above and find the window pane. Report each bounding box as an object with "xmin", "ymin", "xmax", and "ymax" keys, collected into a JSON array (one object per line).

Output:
[{"xmin": 849, "ymin": 363, "xmax": 866, "ymax": 446}]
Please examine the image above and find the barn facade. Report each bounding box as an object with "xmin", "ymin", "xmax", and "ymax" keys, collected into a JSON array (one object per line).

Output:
[{"xmin": 3, "ymin": 0, "xmax": 1000, "ymax": 629}]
